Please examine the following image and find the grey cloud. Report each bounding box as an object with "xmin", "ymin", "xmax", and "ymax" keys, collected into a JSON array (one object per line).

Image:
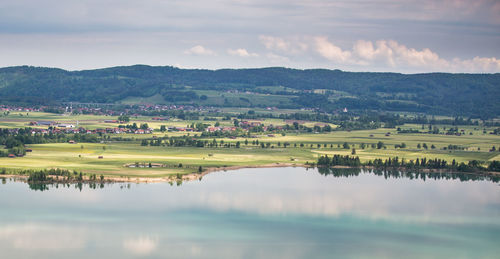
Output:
[{"xmin": 1, "ymin": 0, "xmax": 498, "ymax": 33}]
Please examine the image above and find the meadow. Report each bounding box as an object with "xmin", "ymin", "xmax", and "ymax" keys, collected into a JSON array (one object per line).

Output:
[{"xmin": 1, "ymin": 112, "xmax": 499, "ymax": 178}]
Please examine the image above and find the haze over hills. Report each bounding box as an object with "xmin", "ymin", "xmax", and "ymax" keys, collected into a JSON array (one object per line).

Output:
[{"xmin": 0, "ymin": 65, "xmax": 498, "ymax": 118}]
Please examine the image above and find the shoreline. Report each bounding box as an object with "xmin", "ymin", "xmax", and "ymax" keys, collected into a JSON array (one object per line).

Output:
[
  {"xmin": 0, "ymin": 163, "xmax": 309, "ymax": 184},
  {"xmin": 106, "ymin": 163, "xmax": 309, "ymax": 183},
  {"xmin": 1, "ymin": 163, "xmax": 498, "ymax": 184},
  {"xmin": 0, "ymin": 163, "xmax": 500, "ymax": 184}
]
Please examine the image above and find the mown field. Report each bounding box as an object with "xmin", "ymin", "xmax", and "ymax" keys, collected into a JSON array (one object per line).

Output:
[
  {"xmin": 0, "ymin": 111, "xmax": 295, "ymax": 130},
  {"xmin": 0, "ymin": 143, "xmax": 316, "ymax": 178},
  {"xmin": 1, "ymin": 112, "xmax": 499, "ymax": 177}
]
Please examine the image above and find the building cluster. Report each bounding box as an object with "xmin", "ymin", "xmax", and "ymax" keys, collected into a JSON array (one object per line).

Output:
[
  {"xmin": 22, "ymin": 119, "xmax": 274, "ymax": 135},
  {"xmin": 70, "ymin": 104, "xmax": 218, "ymax": 116},
  {"xmin": 25, "ymin": 121, "xmax": 153, "ymax": 135},
  {"xmin": 1, "ymin": 106, "xmax": 41, "ymax": 112}
]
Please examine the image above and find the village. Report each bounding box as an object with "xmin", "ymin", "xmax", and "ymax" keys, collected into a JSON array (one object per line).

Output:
[{"xmin": 20, "ymin": 119, "xmax": 293, "ymax": 135}]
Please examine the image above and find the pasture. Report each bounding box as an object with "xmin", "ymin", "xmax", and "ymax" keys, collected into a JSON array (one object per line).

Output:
[{"xmin": 1, "ymin": 112, "xmax": 499, "ymax": 177}]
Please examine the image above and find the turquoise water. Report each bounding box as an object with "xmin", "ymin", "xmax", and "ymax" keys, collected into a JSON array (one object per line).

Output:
[{"xmin": 0, "ymin": 167, "xmax": 499, "ymax": 258}]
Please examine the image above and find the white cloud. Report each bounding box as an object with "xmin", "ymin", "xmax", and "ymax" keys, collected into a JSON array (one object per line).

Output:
[
  {"xmin": 123, "ymin": 236, "xmax": 158, "ymax": 256},
  {"xmin": 388, "ymin": 40, "xmax": 447, "ymax": 68},
  {"xmin": 259, "ymin": 35, "xmax": 290, "ymax": 51},
  {"xmin": 259, "ymin": 35, "xmax": 308, "ymax": 55},
  {"xmin": 227, "ymin": 48, "xmax": 258, "ymax": 57},
  {"xmin": 353, "ymin": 40, "xmax": 394, "ymax": 66},
  {"xmin": 257, "ymin": 35, "xmax": 500, "ymax": 72},
  {"xmin": 350, "ymin": 40, "xmax": 448, "ymax": 69},
  {"xmin": 451, "ymin": 56, "xmax": 500, "ymax": 73},
  {"xmin": 0, "ymin": 223, "xmax": 87, "ymax": 252},
  {"xmin": 312, "ymin": 37, "xmax": 500, "ymax": 73},
  {"xmin": 314, "ymin": 37, "xmax": 352, "ymax": 63},
  {"xmin": 184, "ymin": 45, "xmax": 215, "ymax": 56}
]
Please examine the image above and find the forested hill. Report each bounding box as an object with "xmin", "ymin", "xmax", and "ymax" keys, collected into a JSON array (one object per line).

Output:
[{"xmin": 0, "ymin": 65, "xmax": 499, "ymax": 118}]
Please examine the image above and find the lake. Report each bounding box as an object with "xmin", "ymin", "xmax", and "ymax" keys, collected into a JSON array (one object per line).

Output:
[{"xmin": 0, "ymin": 167, "xmax": 499, "ymax": 258}]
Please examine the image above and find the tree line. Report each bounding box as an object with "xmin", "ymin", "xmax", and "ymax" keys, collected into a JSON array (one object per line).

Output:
[{"xmin": 317, "ymin": 154, "xmax": 500, "ymax": 173}]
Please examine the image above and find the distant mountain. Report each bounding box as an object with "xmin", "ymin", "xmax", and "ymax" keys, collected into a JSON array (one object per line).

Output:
[{"xmin": 0, "ymin": 65, "xmax": 498, "ymax": 118}]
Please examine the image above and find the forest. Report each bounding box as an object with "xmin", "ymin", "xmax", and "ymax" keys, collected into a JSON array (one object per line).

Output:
[{"xmin": 0, "ymin": 65, "xmax": 499, "ymax": 118}]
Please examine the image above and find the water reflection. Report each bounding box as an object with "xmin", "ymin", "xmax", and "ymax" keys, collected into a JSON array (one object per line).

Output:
[
  {"xmin": 0, "ymin": 167, "xmax": 499, "ymax": 259},
  {"xmin": 1, "ymin": 168, "xmax": 498, "ymax": 221},
  {"xmin": 6, "ymin": 167, "xmax": 498, "ymax": 192},
  {"xmin": 317, "ymin": 167, "xmax": 500, "ymax": 182},
  {"xmin": 26, "ymin": 181, "xmax": 107, "ymax": 192},
  {"xmin": 123, "ymin": 236, "xmax": 158, "ymax": 256}
]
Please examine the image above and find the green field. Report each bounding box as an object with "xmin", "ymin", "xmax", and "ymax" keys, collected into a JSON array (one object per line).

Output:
[
  {"xmin": 119, "ymin": 88, "xmax": 298, "ymax": 107},
  {"xmin": 1, "ymin": 112, "xmax": 499, "ymax": 178},
  {"xmin": 0, "ymin": 142, "xmax": 316, "ymax": 178}
]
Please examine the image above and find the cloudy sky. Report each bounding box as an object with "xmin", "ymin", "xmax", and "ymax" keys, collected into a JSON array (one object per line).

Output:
[{"xmin": 0, "ymin": 0, "xmax": 499, "ymax": 73}]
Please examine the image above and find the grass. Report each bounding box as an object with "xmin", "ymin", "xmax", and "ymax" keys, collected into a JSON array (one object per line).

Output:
[
  {"xmin": 117, "ymin": 88, "xmax": 299, "ymax": 107},
  {"xmin": 211, "ymin": 127, "xmax": 499, "ymax": 152},
  {"xmin": 1, "ymin": 112, "xmax": 499, "ymax": 178},
  {"xmin": 0, "ymin": 142, "xmax": 315, "ymax": 177},
  {"xmin": 0, "ymin": 111, "xmax": 332, "ymax": 130}
]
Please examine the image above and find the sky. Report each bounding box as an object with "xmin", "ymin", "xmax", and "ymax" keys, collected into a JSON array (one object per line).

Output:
[{"xmin": 0, "ymin": 0, "xmax": 499, "ymax": 73}]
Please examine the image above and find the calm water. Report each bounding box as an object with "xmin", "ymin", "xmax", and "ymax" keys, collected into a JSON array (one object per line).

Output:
[{"xmin": 0, "ymin": 167, "xmax": 499, "ymax": 259}]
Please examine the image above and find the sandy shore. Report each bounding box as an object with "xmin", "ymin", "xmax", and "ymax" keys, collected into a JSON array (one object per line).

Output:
[
  {"xmin": 0, "ymin": 163, "xmax": 308, "ymax": 184},
  {"xmin": 106, "ymin": 163, "xmax": 308, "ymax": 183}
]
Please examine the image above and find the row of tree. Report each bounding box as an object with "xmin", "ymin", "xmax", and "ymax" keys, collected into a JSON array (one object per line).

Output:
[{"xmin": 317, "ymin": 155, "xmax": 500, "ymax": 172}]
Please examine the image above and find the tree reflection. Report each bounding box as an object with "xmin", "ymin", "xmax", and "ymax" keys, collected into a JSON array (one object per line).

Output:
[
  {"xmin": 16, "ymin": 167, "xmax": 500, "ymax": 191},
  {"xmin": 317, "ymin": 167, "xmax": 500, "ymax": 183},
  {"xmin": 27, "ymin": 182, "xmax": 50, "ymax": 191},
  {"xmin": 27, "ymin": 181, "xmax": 109, "ymax": 192}
]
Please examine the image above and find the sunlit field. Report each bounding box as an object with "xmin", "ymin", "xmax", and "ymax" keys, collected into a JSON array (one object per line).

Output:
[{"xmin": 1, "ymin": 112, "xmax": 499, "ymax": 177}]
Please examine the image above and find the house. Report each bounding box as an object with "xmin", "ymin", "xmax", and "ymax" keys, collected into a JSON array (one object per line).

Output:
[
  {"xmin": 26, "ymin": 149, "xmax": 33, "ymax": 152},
  {"xmin": 57, "ymin": 124, "xmax": 75, "ymax": 128},
  {"xmin": 98, "ymin": 156, "xmax": 103, "ymax": 159},
  {"xmin": 68, "ymin": 140, "xmax": 76, "ymax": 144},
  {"xmin": 206, "ymin": 127, "xmax": 220, "ymax": 132},
  {"xmin": 221, "ymin": 127, "xmax": 236, "ymax": 132},
  {"xmin": 152, "ymin": 117, "xmax": 169, "ymax": 121},
  {"xmin": 34, "ymin": 121, "xmax": 55, "ymax": 126},
  {"xmin": 8, "ymin": 154, "xmax": 15, "ymax": 158}
]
